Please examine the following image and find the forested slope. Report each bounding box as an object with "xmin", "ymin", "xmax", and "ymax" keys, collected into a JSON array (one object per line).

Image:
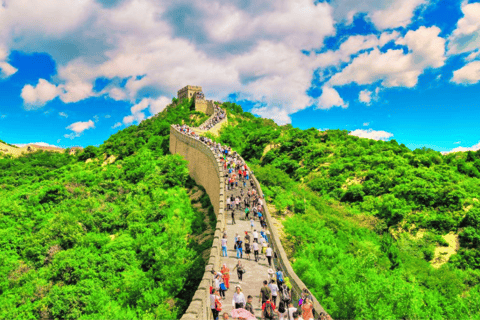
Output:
[
  {"xmin": 213, "ymin": 103, "xmax": 480, "ymax": 319},
  {"xmin": 0, "ymin": 99, "xmax": 215, "ymax": 319}
]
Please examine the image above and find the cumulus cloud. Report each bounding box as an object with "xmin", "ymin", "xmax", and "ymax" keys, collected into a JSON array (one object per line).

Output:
[
  {"xmin": 452, "ymin": 60, "xmax": 480, "ymax": 84},
  {"xmin": 123, "ymin": 96, "xmax": 171, "ymax": 125},
  {"xmin": 21, "ymin": 79, "xmax": 61, "ymax": 109},
  {"xmin": 448, "ymin": 2, "xmax": 480, "ymax": 56},
  {"xmin": 329, "ymin": 26, "xmax": 445, "ymax": 88},
  {"xmin": 64, "ymin": 120, "xmax": 95, "ymax": 139},
  {"xmin": 359, "ymin": 90, "xmax": 372, "ymax": 105},
  {"xmin": 442, "ymin": 141, "xmax": 480, "ymax": 154},
  {"xmin": 59, "ymin": 112, "xmax": 68, "ymax": 118},
  {"xmin": 1, "ymin": 0, "xmax": 338, "ymax": 124},
  {"xmin": 316, "ymin": 86, "xmax": 348, "ymax": 109},
  {"xmin": 330, "ymin": 0, "xmax": 428, "ymax": 30},
  {"xmin": 0, "ymin": 61, "xmax": 17, "ymax": 78},
  {"xmin": 349, "ymin": 128, "xmax": 394, "ymax": 141},
  {"xmin": 112, "ymin": 122, "xmax": 122, "ymax": 129},
  {"xmin": 363, "ymin": 122, "xmax": 370, "ymax": 126}
]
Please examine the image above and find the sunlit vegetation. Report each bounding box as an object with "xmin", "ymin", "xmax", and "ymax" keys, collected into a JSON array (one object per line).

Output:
[
  {"xmin": 216, "ymin": 103, "xmax": 480, "ymax": 319},
  {"xmin": 0, "ymin": 98, "xmax": 215, "ymax": 319}
]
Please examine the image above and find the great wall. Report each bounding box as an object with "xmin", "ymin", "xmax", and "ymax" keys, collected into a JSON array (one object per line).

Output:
[{"xmin": 170, "ymin": 86, "xmax": 328, "ymax": 320}]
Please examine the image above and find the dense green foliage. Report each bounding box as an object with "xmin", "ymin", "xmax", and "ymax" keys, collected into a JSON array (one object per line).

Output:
[
  {"xmin": 216, "ymin": 103, "xmax": 480, "ymax": 319},
  {"xmin": 0, "ymin": 98, "xmax": 214, "ymax": 319}
]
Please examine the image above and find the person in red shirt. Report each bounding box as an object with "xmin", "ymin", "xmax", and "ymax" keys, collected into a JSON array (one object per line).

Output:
[{"xmin": 262, "ymin": 298, "xmax": 276, "ymax": 320}]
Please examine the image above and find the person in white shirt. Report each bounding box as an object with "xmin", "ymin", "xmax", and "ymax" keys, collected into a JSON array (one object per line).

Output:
[
  {"xmin": 253, "ymin": 230, "xmax": 259, "ymax": 243},
  {"xmin": 265, "ymin": 244, "xmax": 273, "ymax": 267},
  {"xmin": 268, "ymin": 279, "xmax": 279, "ymax": 305},
  {"xmin": 287, "ymin": 303, "xmax": 298, "ymax": 320},
  {"xmin": 252, "ymin": 241, "xmax": 260, "ymax": 262},
  {"xmin": 232, "ymin": 286, "xmax": 246, "ymax": 309}
]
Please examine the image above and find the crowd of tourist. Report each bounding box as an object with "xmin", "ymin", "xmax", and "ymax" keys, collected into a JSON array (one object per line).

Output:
[
  {"xmin": 199, "ymin": 106, "xmax": 226, "ymax": 130},
  {"xmin": 174, "ymin": 115, "xmax": 331, "ymax": 320}
]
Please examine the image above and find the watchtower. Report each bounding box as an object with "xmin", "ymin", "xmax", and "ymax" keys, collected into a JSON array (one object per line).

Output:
[
  {"xmin": 177, "ymin": 85, "xmax": 214, "ymax": 116},
  {"xmin": 177, "ymin": 85, "xmax": 203, "ymax": 101}
]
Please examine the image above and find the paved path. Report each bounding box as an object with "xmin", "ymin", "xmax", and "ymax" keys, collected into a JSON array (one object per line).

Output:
[{"xmin": 219, "ymin": 181, "xmax": 272, "ymax": 319}]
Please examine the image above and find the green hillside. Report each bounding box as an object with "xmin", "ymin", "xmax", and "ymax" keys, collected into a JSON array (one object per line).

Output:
[
  {"xmin": 2, "ymin": 98, "xmax": 480, "ymax": 319},
  {"xmin": 213, "ymin": 103, "xmax": 480, "ymax": 319},
  {"xmin": 0, "ymin": 99, "xmax": 215, "ymax": 319}
]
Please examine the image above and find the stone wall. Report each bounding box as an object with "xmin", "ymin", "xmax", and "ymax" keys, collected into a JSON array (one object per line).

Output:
[
  {"xmin": 170, "ymin": 126, "xmax": 226, "ymax": 320},
  {"xmin": 178, "ymin": 85, "xmax": 203, "ymax": 101},
  {"xmin": 170, "ymin": 122, "xmax": 329, "ymax": 319},
  {"xmin": 194, "ymin": 98, "xmax": 212, "ymax": 116}
]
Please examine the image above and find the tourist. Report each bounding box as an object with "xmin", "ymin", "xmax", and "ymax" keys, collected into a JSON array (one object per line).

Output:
[
  {"xmin": 268, "ymin": 279, "xmax": 279, "ymax": 305},
  {"xmin": 259, "ymin": 280, "xmax": 272, "ymax": 306},
  {"xmin": 245, "ymin": 295, "xmax": 254, "ymax": 315},
  {"xmin": 276, "ymin": 268, "xmax": 284, "ymax": 287},
  {"xmin": 262, "ymin": 297, "xmax": 276, "ymax": 320},
  {"xmin": 301, "ymin": 298, "xmax": 314, "ymax": 320},
  {"xmin": 252, "ymin": 240, "xmax": 260, "ymax": 262},
  {"xmin": 266, "ymin": 244, "xmax": 273, "ymax": 267},
  {"xmin": 221, "ymin": 263, "xmax": 230, "ymax": 289},
  {"xmin": 210, "ymin": 289, "xmax": 222, "ymax": 320},
  {"xmin": 287, "ymin": 302, "xmax": 297, "ymax": 320},
  {"xmin": 244, "ymin": 240, "xmax": 251, "ymax": 260},
  {"xmin": 232, "ymin": 285, "xmax": 246, "ymax": 309},
  {"xmin": 221, "ymin": 235, "xmax": 228, "ymax": 257},
  {"xmin": 236, "ymin": 237, "xmax": 243, "ymax": 259},
  {"xmin": 233, "ymin": 261, "xmax": 245, "ymax": 283}
]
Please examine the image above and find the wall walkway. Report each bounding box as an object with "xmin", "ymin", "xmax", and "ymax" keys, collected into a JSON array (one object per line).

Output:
[{"xmin": 170, "ymin": 110, "xmax": 329, "ymax": 320}]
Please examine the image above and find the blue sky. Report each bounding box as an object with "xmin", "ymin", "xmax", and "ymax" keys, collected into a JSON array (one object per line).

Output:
[{"xmin": 0, "ymin": 0, "xmax": 479, "ymax": 153}]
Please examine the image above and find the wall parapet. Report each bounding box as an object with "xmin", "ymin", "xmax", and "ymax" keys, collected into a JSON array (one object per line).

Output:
[
  {"xmin": 170, "ymin": 125, "xmax": 225, "ymax": 320},
  {"xmin": 170, "ymin": 112, "xmax": 329, "ymax": 319}
]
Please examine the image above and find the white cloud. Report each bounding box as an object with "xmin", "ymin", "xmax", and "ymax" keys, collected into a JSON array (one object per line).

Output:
[
  {"xmin": 359, "ymin": 90, "xmax": 372, "ymax": 105},
  {"xmin": 59, "ymin": 112, "xmax": 68, "ymax": 118},
  {"xmin": 329, "ymin": 26, "xmax": 445, "ymax": 88},
  {"xmin": 0, "ymin": 61, "xmax": 17, "ymax": 78},
  {"xmin": 448, "ymin": 2, "xmax": 480, "ymax": 55},
  {"xmin": 105, "ymin": 115, "xmax": 111, "ymax": 119},
  {"xmin": 316, "ymin": 86, "xmax": 348, "ymax": 109},
  {"xmin": 20, "ymin": 79, "xmax": 61, "ymax": 109},
  {"xmin": 349, "ymin": 128, "xmax": 394, "ymax": 141},
  {"xmin": 454, "ymin": 141, "xmax": 461, "ymax": 144},
  {"xmin": 452, "ymin": 60, "xmax": 480, "ymax": 84},
  {"xmin": 112, "ymin": 122, "xmax": 122, "ymax": 129},
  {"xmin": 65, "ymin": 120, "xmax": 95, "ymax": 139},
  {"xmin": 314, "ymin": 31, "xmax": 400, "ymax": 68},
  {"xmin": 363, "ymin": 122, "xmax": 370, "ymax": 126},
  {"xmin": 122, "ymin": 96, "xmax": 172, "ymax": 125},
  {"xmin": 442, "ymin": 141, "xmax": 480, "ymax": 154},
  {"xmin": 0, "ymin": 0, "xmax": 338, "ymax": 125},
  {"xmin": 330, "ymin": 0, "xmax": 428, "ymax": 30}
]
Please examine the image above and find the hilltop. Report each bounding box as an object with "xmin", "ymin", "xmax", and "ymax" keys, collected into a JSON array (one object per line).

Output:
[{"xmin": 0, "ymin": 141, "xmax": 82, "ymax": 158}]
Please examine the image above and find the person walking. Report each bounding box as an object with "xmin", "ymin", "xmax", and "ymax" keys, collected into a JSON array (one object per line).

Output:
[
  {"xmin": 244, "ymin": 240, "xmax": 251, "ymax": 260},
  {"xmin": 266, "ymin": 244, "xmax": 273, "ymax": 267},
  {"xmin": 210, "ymin": 289, "xmax": 221, "ymax": 320},
  {"xmin": 301, "ymin": 298, "xmax": 314, "ymax": 320},
  {"xmin": 250, "ymin": 218, "xmax": 255, "ymax": 231},
  {"xmin": 221, "ymin": 263, "xmax": 230, "ymax": 289},
  {"xmin": 236, "ymin": 237, "xmax": 243, "ymax": 259},
  {"xmin": 259, "ymin": 280, "xmax": 272, "ymax": 307},
  {"xmin": 245, "ymin": 206, "xmax": 250, "ymax": 220},
  {"xmin": 233, "ymin": 261, "xmax": 245, "ymax": 283},
  {"xmin": 276, "ymin": 268, "xmax": 284, "ymax": 288},
  {"xmin": 245, "ymin": 295, "xmax": 254, "ymax": 315},
  {"xmin": 262, "ymin": 297, "xmax": 276, "ymax": 320},
  {"xmin": 231, "ymin": 209, "xmax": 236, "ymax": 225},
  {"xmin": 221, "ymin": 235, "xmax": 228, "ymax": 257},
  {"xmin": 232, "ymin": 285, "xmax": 246, "ymax": 309},
  {"xmin": 268, "ymin": 279, "xmax": 279, "ymax": 305},
  {"xmin": 252, "ymin": 240, "xmax": 260, "ymax": 262},
  {"xmin": 253, "ymin": 229, "xmax": 258, "ymax": 243}
]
